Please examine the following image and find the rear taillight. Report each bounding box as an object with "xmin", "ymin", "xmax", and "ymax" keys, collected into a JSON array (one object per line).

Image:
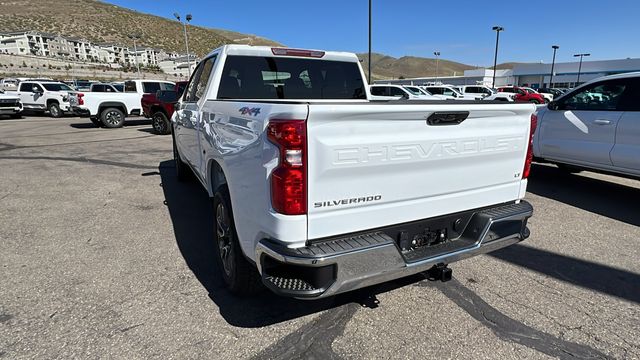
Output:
[
  {"xmin": 77, "ymin": 92, "xmax": 84, "ymax": 106},
  {"xmin": 523, "ymin": 113, "xmax": 538, "ymax": 179},
  {"xmin": 267, "ymin": 120, "xmax": 307, "ymax": 215}
]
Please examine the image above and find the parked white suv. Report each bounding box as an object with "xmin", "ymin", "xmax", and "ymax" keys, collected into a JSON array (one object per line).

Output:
[
  {"xmin": 172, "ymin": 45, "xmax": 535, "ymax": 299},
  {"xmin": 369, "ymin": 84, "xmax": 436, "ymax": 100},
  {"xmin": 424, "ymin": 85, "xmax": 478, "ymax": 100},
  {"xmin": 458, "ymin": 85, "xmax": 515, "ymax": 102},
  {"xmin": 10, "ymin": 81, "xmax": 80, "ymax": 117},
  {"xmin": 534, "ymin": 72, "xmax": 640, "ymax": 177}
]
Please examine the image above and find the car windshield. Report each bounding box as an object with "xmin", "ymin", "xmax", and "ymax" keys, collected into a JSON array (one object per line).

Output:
[
  {"xmin": 404, "ymin": 87, "xmax": 422, "ymax": 95},
  {"xmin": 42, "ymin": 83, "xmax": 73, "ymax": 91}
]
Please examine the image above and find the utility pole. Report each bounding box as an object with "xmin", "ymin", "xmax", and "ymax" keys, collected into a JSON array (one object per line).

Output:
[
  {"xmin": 549, "ymin": 45, "xmax": 559, "ymax": 88},
  {"xmin": 573, "ymin": 53, "xmax": 590, "ymax": 85},
  {"xmin": 368, "ymin": 0, "xmax": 372, "ymax": 83},
  {"xmin": 433, "ymin": 51, "xmax": 440, "ymax": 82},
  {"xmin": 174, "ymin": 12, "xmax": 193, "ymax": 78},
  {"xmin": 128, "ymin": 33, "xmax": 141, "ymax": 77},
  {"xmin": 491, "ymin": 26, "xmax": 504, "ymax": 88}
]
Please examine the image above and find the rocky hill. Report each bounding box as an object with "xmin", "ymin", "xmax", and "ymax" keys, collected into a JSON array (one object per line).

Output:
[
  {"xmin": 358, "ymin": 53, "xmax": 477, "ymax": 80},
  {"xmin": 0, "ymin": 0, "xmax": 281, "ymax": 56}
]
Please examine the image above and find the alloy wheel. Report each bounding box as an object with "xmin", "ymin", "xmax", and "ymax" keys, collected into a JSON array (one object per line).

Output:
[{"xmin": 216, "ymin": 202, "xmax": 234, "ymax": 276}]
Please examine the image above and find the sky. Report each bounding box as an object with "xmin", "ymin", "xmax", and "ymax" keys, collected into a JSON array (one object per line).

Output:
[{"xmin": 103, "ymin": 0, "xmax": 640, "ymax": 66}]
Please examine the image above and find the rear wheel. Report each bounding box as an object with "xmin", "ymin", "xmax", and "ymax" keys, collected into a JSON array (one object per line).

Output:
[
  {"xmin": 151, "ymin": 111, "xmax": 171, "ymax": 135},
  {"xmin": 101, "ymin": 107, "xmax": 125, "ymax": 128},
  {"xmin": 48, "ymin": 102, "xmax": 62, "ymax": 118},
  {"xmin": 213, "ymin": 185, "xmax": 262, "ymax": 295}
]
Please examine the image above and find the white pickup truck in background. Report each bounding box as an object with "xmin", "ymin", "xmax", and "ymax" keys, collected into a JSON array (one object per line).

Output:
[
  {"xmin": 76, "ymin": 79, "xmax": 175, "ymax": 127},
  {"xmin": 172, "ymin": 45, "xmax": 535, "ymax": 298}
]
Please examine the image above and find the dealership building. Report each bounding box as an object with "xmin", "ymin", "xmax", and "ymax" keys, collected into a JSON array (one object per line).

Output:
[{"xmin": 376, "ymin": 57, "xmax": 640, "ymax": 89}]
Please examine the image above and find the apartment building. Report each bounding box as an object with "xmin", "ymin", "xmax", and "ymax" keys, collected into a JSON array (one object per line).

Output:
[{"xmin": 0, "ymin": 30, "xmax": 192, "ymax": 71}]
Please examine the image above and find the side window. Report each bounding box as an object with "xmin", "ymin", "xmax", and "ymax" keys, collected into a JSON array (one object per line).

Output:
[
  {"xmin": 184, "ymin": 56, "xmax": 217, "ymax": 102},
  {"xmin": 389, "ymin": 87, "xmax": 406, "ymax": 96},
  {"xmin": 370, "ymin": 87, "xmax": 385, "ymax": 96},
  {"xmin": 161, "ymin": 83, "xmax": 176, "ymax": 91},
  {"xmin": 93, "ymin": 85, "xmax": 104, "ymax": 92},
  {"xmin": 194, "ymin": 56, "xmax": 216, "ymax": 101},
  {"xmin": 142, "ymin": 82, "xmax": 161, "ymax": 94},
  {"xmin": 428, "ymin": 87, "xmax": 443, "ymax": 95},
  {"xmin": 124, "ymin": 81, "xmax": 137, "ymax": 93},
  {"xmin": 19, "ymin": 82, "xmax": 33, "ymax": 92},
  {"xmin": 616, "ymin": 78, "xmax": 640, "ymax": 111},
  {"xmin": 442, "ymin": 88, "xmax": 456, "ymax": 96},
  {"xmin": 561, "ymin": 81, "xmax": 627, "ymax": 111}
]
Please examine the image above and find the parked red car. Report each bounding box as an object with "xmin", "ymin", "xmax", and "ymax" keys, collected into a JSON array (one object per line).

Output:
[
  {"xmin": 497, "ymin": 86, "xmax": 545, "ymax": 104},
  {"xmin": 141, "ymin": 81, "xmax": 188, "ymax": 134}
]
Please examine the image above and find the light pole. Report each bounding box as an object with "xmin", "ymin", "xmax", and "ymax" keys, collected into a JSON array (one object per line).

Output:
[
  {"xmin": 127, "ymin": 33, "xmax": 141, "ymax": 77},
  {"xmin": 174, "ymin": 12, "xmax": 193, "ymax": 78},
  {"xmin": 491, "ymin": 26, "xmax": 504, "ymax": 88},
  {"xmin": 573, "ymin": 53, "xmax": 590, "ymax": 85},
  {"xmin": 549, "ymin": 45, "xmax": 559, "ymax": 88},
  {"xmin": 368, "ymin": 0, "xmax": 372, "ymax": 83},
  {"xmin": 434, "ymin": 51, "xmax": 440, "ymax": 82}
]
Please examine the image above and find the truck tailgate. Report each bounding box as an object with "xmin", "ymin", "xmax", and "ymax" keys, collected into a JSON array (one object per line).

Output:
[{"xmin": 306, "ymin": 102, "xmax": 534, "ymax": 239}]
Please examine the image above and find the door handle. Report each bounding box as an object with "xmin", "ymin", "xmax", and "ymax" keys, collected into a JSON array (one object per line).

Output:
[{"xmin": 593, "ymin": 119, "xmax": 611, "ymax": 125}]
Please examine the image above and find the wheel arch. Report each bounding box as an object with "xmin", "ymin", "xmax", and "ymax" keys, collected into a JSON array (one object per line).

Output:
[
  {"xmin": 98, "ymin": 102, "xmax": 128, "ymax": 116},
  {"xmin": 207, "ymin": 159, "xmax": 227, "ymax": 198},
  {"xmin": 150, "ymin": 105, "xmax": 167, "ymax": 116}
]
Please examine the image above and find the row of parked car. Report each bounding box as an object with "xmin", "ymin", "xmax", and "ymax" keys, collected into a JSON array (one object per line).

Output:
[
  {"xmin": 369, "ymin": 83, "xmax": 572, "ymax": 104},
  {"xmin": 0, "ymin": 77, "xmax": 184, "ymax": 134}
]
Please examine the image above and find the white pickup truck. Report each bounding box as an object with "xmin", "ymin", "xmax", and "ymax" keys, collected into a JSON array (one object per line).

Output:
[
  {"xmin": 76, "ymin": 79, "xmax": 175, "ymax": 127},
  {"xmin": 0, "ymin": 91, "xmax": 23, "ymax": 118},
  {"xmin": 172, "ymin": 45, "xmax": 535, "ymax": 299}
]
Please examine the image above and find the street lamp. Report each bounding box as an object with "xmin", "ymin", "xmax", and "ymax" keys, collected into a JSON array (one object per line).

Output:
[
  {"xmin": 549, "ymin": 45, "xmax": 559, "ymax": 88},
  {"xmin": 174, "ymin": 12, "xmax": 193, "ymax": 78},
  {"xmin": 368, "ymin": 0, "xmax": 372, "ymax": 83},
  {"xmin": 433, "ymin": 51, "xmax": 440, "ymax": 82},
  {"xmin": 491, "ymin": 26, "xmax": 504, "ymax": 88},
  {"xmin": 127, "ymin": 33, "xmax": 141, "ymax": 77},
  {"xmin": 573, "ymin": 53, "xmax": 590, "ymax": 85}
]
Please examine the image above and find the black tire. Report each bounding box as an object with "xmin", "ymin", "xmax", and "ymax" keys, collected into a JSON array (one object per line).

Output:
[
  {"xmin": 213, "ymin": 185, "xmax": 262, "ymax": 295},
  {"xmin": 48, "ymin": 102, "xmax": 62, "ymax": 118},
  {"xmin": 557, "ymin": 163, "xmax": 582, "ymax": 174},
  {"xmin": 151, "ymin": 111, "xmax": 171, "ymax": 135},
  {"xmin": 89, "ymin": 117, "xmax": 102, "ymax": 127},
  {"xmin": 172, "ymin": 133, "xmax": 191, "ymax": 182},
  {"xmin": 9, "ymin": 114, "xmax": 22, "ymax": 119},
  {"xmin": 100, "ymin": 107, "xmax": 125, "ymax": 128}
]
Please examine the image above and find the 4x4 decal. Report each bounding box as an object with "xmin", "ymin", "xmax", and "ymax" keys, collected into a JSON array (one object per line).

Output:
[{"xmin": 239, "ymin": 107, "xmax": 261, "ymax": 116}]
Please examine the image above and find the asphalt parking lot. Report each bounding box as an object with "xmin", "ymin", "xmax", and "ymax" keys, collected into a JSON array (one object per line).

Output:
[{"xmin": 0, "ymin": 115, "xmax": 639, "ymax": 359}]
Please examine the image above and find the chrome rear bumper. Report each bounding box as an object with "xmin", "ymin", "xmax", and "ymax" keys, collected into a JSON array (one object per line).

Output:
[{"xmin": 256, "ymin": 201, "xmax": 533, "ymax": 299}]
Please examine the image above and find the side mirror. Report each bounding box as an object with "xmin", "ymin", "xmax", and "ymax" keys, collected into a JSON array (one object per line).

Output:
[
  {"xmin": 548, "ymin": 101, "xmax": 560, "ymax": 110},
  {"xmin": 157, "ymin": 90, "xmax": 179, "ymax": 103},
  {"xmin": 32, "ymin": 86, "xmax": 42, "ymax": 93}
]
